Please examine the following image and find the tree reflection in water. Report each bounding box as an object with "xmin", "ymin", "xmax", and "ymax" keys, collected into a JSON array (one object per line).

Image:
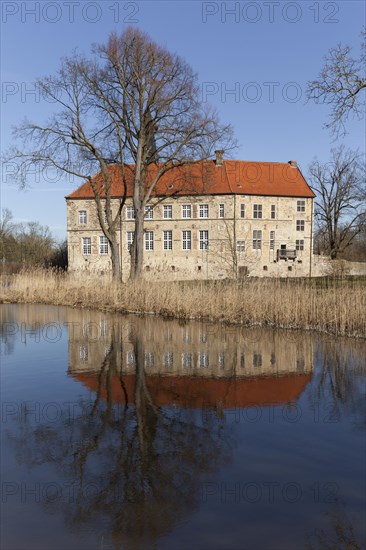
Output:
[
  {"xmin": 307, "ymin": 503, "xmax": 363, "ymax": 550},
  {"xmin": 309, "ymin": 337, "xmax": 366, "ymax": 431},
  {"xmin": 7, "ymin": 326, "xmax": 230, "ymax": 549}
]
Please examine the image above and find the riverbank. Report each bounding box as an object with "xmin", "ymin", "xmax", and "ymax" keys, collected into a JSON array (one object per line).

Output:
[{"xmin": 1, "ymin": 269, "xmax": 365, "ymax": 338}]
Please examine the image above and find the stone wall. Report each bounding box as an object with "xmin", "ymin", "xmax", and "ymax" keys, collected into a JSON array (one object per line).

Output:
[{"xmin": 67, "ymin": 194, "xmax": 314, "ymax": 280}]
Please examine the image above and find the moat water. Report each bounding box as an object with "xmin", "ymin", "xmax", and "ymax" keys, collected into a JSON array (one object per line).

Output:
[{"xmin": 1, "ymin": 304, "xmax": 365, "ymax": 550}]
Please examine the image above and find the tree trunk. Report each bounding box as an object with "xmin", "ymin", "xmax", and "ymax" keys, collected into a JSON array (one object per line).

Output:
[
  {"xmin": 110, "ymin": 236, "xmax": 121, "ymax": 280},
  {"xmin": 130, "ymin": 209, "xmax": 144, "ymax": 280}
]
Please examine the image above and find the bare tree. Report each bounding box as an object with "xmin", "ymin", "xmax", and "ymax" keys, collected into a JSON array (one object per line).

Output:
[
  {"xmin": 7, "ymin": 27, "xmax": 235, "ymax": 280},
  {"xmin": 307, "ymin": 28, "xmax": 366, "ymax": 137},
  {"xmin": 308, "ymin": 147, "xmax": 365, "ymax": 260}
]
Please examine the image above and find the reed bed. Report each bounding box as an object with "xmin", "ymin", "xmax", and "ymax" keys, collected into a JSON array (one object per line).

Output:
[{"xmin": 1, "ymin": 268, "xmax": 365, "ymax": 338}]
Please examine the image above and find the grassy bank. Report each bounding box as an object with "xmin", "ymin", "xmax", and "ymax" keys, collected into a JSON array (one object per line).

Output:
[{"xmin": 1, "ymin": 269, "xmax": 366, "ymax": 338}]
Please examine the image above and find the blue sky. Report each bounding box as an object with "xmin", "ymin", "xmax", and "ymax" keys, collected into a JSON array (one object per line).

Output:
[{"xmin": 1, "ymin": 1, "xmax": 365, "ymax": 240}]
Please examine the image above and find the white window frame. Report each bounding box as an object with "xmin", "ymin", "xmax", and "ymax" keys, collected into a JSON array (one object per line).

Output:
[
  {"xmin": 126, "ymin": 231, "xmax": 134, "ymax": 251},
  {"xmin": 219, "ymin": 204, "xmax": 225, "ymax": 218},
  {"xmin": 252, "ymin": 230, "xmax": 262, "ymax": 250},
  {"xmin": 144, "ymin": 352, "xmax": 154, "ymax": 368},
  {"xmin": 240, "ymin": 204, "xmax": 245, "ymax": 219},
  {"xmin": 99, "ymin": 236, "xmax": 109, "ymax": 255},
  {"xmin": 297, "ymin": 200, "xmax": 305, "ymax": 212},
  {"xmin": 182, "ymin": 204, "xmax": 191, "ymax": 219},
  {"xmin": 79, "ymin": 345, "xmax": 88, "ymax": 362},
  {"xmin": 199, "ymin": 204, "xmax": 209, "ymax": 219},
  {"xmin": 145, "ymin": 231, "xmax": 154, "ymax": 251},
  {"xmin": 164, "ymin": 352, "xmax": 173, "ymax": 368},
  {"xmin": 296, "ymin": 220, "xmax": 305, "ymax": 231},
  {"xmin": 182, "ymin": 230, "xmax": 192, "ymax": 251},
  {"xmin": 144, "ymin": 205, "xmax": 153, "ymax": 219},
  {"xmin": 182, "ymin": 352, "xmax": 193, "ymax": 369},
  {"xmin": 163, "ymin": 204, "xmax": 172, "ymax": 219},
  {"xmin": 271, "ymin": 205, "xmax": 276, "ymax": 219},
  {"xmin": 270, "ymin": 230, "xmax": 275, "ymax": 250},
  {"xmin": 199, "ymin": 230, "xmax": 209, "ymax": 250},
  {"xmin": 127, "ymin": 351, "xmax": 135, "ymax": 366},
  {"xmin": 253, "ymin": 204, "xmax": 263, "ymax": 219},
  {"xmin": 236, "ymin": 240, "xmax": 245, "ymax": 253},
  {"xmin": 82, "ymin": 237, "xmax": 91, "ymax": 255},
  {"xmin": 79, "ymin": 210, "xmax": 87, "ymax": 225},
  {"xmin": 296, "ymin": 239, "xmax": 304, "ymax": 251},
  {"xmin": 163, "ymin": 230, "xmax": 173, "ymax": 251},
  {"xmin": 198, "ymin": 352, "xmax": 209, "ymax": 368},
  {"xmin": 126, "ymin": 206, "xmax": 135, "ymax": 220}
]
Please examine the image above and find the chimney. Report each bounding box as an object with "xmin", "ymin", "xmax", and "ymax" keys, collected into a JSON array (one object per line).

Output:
[
  {"xmin": 215, "ymin": 150, "xmax": 224, "ymax": 166},
  {"xmin": 288, "ymin": 160, "xmax": 298, "ymax": 168}
]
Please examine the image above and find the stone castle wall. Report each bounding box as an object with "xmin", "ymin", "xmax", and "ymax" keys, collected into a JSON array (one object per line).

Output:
[{"xmin": 67, "ymin": 194, "xmax": 314, "ymax": 280}]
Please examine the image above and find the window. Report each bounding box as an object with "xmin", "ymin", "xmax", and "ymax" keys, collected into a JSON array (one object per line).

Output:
[
  {"xmin": 127, "ymin": 351, "xmax": 135, "ymax": 366},
  {"xmin": 296, "ymin": 220, "xmax": 305, "ymax": 231},
  {"xmin": 236, "ymin": 240, "xmax": 245, "ymax": 253},
  {"xmin": 253, "ymin": 230, "xmax": 262, "ymax": 250},
  {"xmin": 144, "ymin": 205, "xmax": 153, "ymax": 219},
  {"xmin": 82, "ymin": 237, "xmax": 91, "ymax": 255},
  {"xmin": 100, "ymin": 320, "xmax": 108, "ymax": 337},
  {"xmin": 79, "ymin": 346, "xmax": 88, "ymax": 362},
  {"xmin": 219, "ymin": 204, "xmax": 225, "ymax": 218},
  {"xmin": 182, "ymin": 204, "xmax": 191, "ymax": 219},
  {"xmin": 163, "ymin": 230, "xmax": 172, "ymax": 250},
  {"xmin": 99, "ymin": 236, "xmax": 108, "ymax": 255},
  {"xmin": 218, "ymin": 352, "xmax": 225, "ymax": 369},
  {"xmin": 296, "ymin": 239, "xmax": 304, "ymax": 251},
  {"xmin": 240, "ymin": 204, "xmax": 245, "ymax": 218},
  {"xmin": 271, "ymin": 205, "xmax": 276, "ymax": 219},
  {"xmin": 103, "ymin": 209, "xmax": 112, "ymax": 224},
  {"xmin": 126, "ymin": 206, "xmax": 135, "ymax": 220},
  {"xmin": 297, "ymin": 200, "xmax": 305, "ymax": 212},
  {"xmin": 144, "ymin": 352, "xmax": 154, "ymax": 368},
  {"xmin": 270, "ymin": 230, "xmax": 275, "ymax": 250},
  {"xmin": 79, "ymin": 210, "xmax": 87, "ymax": 224},
  {"xmin": 145, "ymin": 231, "xmax": 154, "ymax": 251},
  {"xmin": 126, "ymin": 231, "xmax": 135, "ymax": 251},
  {"xmin": 182, "ymin": 230, "xmax": 191, "ymax": 250},
  {"xmin": 199, "ymin": 204, "xmax": 209, "ymax": 218},
  {"xmin": 163, "ymin": 205, "xmax": 172, "ymax": 219},
  {"xmin": 164, "ymin": 352, "xmax": 173, "ymax": 368},
  {"xmin": 182, "ymin": 352, "xmax": 193, "ymax": 369},
  {"xmin": 199, "ymin": 230, "xmax": 209, "ymax": 250},
  {"xmin": 253, "ymin": 353, "xmax": 262, "ymax": 368},
  {"xmin": 253, "ymin": 204, "xmax": 262, "ymax": 219},
  {"xmin": 198, "ymin": 352, "xmax": 209, "ymax": 368}
]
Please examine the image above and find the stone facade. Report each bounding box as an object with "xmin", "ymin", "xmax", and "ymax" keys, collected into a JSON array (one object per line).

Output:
[
  {"xmin": 66, "ymin": 158, "xmax": 315, "ymax": 280},
  {"xmin": 67, "ymin": 194, "xmax": 314, "ymax": 280}
]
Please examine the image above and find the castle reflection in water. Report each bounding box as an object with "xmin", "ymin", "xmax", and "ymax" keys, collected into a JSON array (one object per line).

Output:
[{"xmin": 66, "ymin": 308, "xmax": 314, "ymax": 408}]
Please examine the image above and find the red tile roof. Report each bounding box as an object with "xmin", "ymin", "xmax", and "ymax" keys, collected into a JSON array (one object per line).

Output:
[
  {"xmin": 66, "ymin": 160, "xmax": 315, "ymax": 199},
  {"xmin": 74, "ymin": 372, "xmax": 311, "ymax": 408}
]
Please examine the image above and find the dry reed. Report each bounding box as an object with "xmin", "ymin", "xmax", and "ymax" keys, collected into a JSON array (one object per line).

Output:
[{"xmin": 1, "ymin": 268, "xmax": 365, "ymax": 338}]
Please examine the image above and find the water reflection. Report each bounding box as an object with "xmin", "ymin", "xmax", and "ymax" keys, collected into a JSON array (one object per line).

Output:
[
  {"xmin": 67, "ymin": 310, "xmax": 314, "ymax": 410},
  {"xmin": 1, "ymin": 304, "xmax": 365, "ymax": 550}
]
